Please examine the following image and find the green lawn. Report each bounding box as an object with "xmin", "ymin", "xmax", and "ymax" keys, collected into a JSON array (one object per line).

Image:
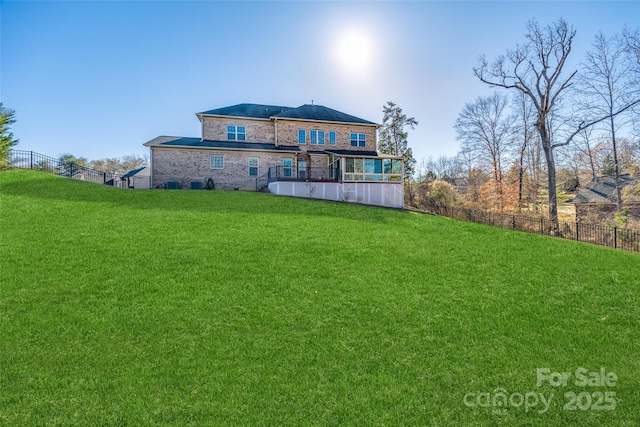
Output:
[{"xmin": 1, "ymin": 170, "xmax": 639, "ymax": 426}]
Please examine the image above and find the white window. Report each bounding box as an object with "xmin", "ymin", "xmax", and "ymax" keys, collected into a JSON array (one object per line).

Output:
[
  {"xmin": 329, "ymin": 131, "xmax": 336, "ymax": 145},
  {"xmin": 298, "ymin": 161, "xmax": 307, "ymax": 179},
  {"xmin": 283, "ymin": 159, "xmax": 293, "ymax": 177},
  {"xmin": 310, "ymin": 130, "xmax": 325, "ymax": 145},
  {"xmin": 350, "ymin": 133, "xmax": 366, "ymax": 147},
  {"xmin": 298, "ymin": 130, "xmax": 306, "ymax": 144},
  {"xmin": 227, "ymin": 125, "xmax": 246, "ymax": 141},
  {"xmin": 210, "ymin": 155, "xmax": 224, "ymax": 169},
  {"xmin": 248, "ymin": 157, "xmax": 258, "ymax": 176}
]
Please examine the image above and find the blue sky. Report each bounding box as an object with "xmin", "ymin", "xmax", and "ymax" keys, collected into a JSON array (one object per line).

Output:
[{"xmin": 2, "ymin": 1, "xmax": 638, "ymax": 163}]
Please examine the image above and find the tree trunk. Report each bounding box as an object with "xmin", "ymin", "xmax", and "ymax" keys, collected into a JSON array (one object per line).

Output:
[
  {"xmin": 609, "ymin": 114, "xmax": 623, "ymax": 212},
  {"xmin": 518, "ymin": 147, "xmax": 526, "ymax": 212},
  {"xmin": 538, "ymin": 123, "xmax": 560, "ymax": 235},
  {"xmin": 588, "ymin": 145, "xmax": 597, "ymax": 180}
]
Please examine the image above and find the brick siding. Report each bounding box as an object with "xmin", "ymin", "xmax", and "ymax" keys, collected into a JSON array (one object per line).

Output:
[{"xmin": 151, "ymin": 147, "xmax": 295, "ymax": 190}]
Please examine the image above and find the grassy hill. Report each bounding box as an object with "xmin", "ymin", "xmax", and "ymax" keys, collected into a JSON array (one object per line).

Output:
[{"xmin": 1, "ymin": 170, "xmax": 639, "ymax": 426}]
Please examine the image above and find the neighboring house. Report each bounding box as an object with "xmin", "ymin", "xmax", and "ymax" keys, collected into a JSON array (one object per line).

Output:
[
  {"xmin": 144, "ymin": 103, "xmax": 404, "ymax": 208},
  {"xmin": 572, "ymin": 174, "xmax": 640, "ymax": 224},
  {"xmin": 121, "ymin": 166, "xmax": 151, "ymax": 189}
]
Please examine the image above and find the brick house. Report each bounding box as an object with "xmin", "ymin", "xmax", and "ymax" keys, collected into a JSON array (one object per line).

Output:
[
  {"xmin": 572, "ymin": 174, "xmax": 640, "ymax": 225},
  {"xmin": 144, "ymin": 103, "xmax": 404, "ymax": 208}
]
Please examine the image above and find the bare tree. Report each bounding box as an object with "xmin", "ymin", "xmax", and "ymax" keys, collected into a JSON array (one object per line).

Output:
[
  {"xmin": 120, "ymin": 154, "xmax": 146, "ymax": 172},
  {"xmin": 455, "ymin": 92, "xmax": 516, "ymax": 209},
  {"xmin": 89, "ymin": 154, "xmax": 146, "ymax": 176},
  {"xmin": 474, "ymin": 18, "xmax": 639, "ymax": 232},
  {"xmin": 571, "ymin": 127, "xmax": 602, "ymax": 180},
  {"xmin": 624, "ymin": 27, "xmax": 640, "ymax": 66},
  {"xmin": 512, "ymin": 91, "xmax": 537, "ymax": 210},
  {"xmin": 578, "ymin": 32, "xmax": 638, "ymax": 212},
  {"xmin": 623, "ymin": 27, "xmax": 640, "ymax": 136}
]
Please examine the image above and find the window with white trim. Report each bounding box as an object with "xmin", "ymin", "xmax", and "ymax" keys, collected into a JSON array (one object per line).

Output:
[
  {"xmin": 329, "ymin": 131, "xmax": 336, "ymax": 145},
  {"xmin": 227, "ymin": 125, "xmax": 246, "ymax": 141},
  {"xmin": 248, "ymin": 157, "xmax": 258, "ymax": 176},
  {"xmin": 310, "ymin": 130, "xmax": 318, "ymax": 145},
  {"xmin": 298, "ymin": 130, "xmax": 306, "ymax": 144},
  {"xmin": 210, "ymin": 155, "xmax": 224, "ymax": 169},
  {"xmin": 283, "ymin": 159, "xmax": 293, "ymax": 177},
  {"xmin": 318, "ymin": 131, "xmax": 325, "ymax": 145},
  {"xmin": 344, "ymin": 157, "xmax": 402, "ymax": 182},
  {"xmin": 350, "ymin": 133, "xmax": 366, "ymax": 147}
]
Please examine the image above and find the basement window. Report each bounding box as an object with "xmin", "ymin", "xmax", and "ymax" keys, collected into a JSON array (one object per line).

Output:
[
  {"xmin": 248, "ymin": 157, "xmax": 258, "ymax": 176},
  {"xmin": 210, "ymin": 155, "xmax": 224, "ymax": 169}
]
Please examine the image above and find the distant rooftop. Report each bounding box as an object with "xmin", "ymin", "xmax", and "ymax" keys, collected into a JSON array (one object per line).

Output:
[
  {"xmin": 572, "ymin": 174, "xmax": 638, "ymax": 204},
  {"xmin": 198, "ymin": 103, "xmax": 377, "ymax": 125}
]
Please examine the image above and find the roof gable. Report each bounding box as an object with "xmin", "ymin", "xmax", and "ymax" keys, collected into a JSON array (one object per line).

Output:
[
  {"xmin": 573, "ymin": 174, "xmax": 638, "ymax": 203},
  {"xmin": 122, "ymin": 166, "xmax": 148, "ymax": 179}
]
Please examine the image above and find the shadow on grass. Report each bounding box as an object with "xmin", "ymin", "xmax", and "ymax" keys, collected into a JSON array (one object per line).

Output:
[{"xmin": 0, "ymin": 171, "xmax": 406, "ymax": 224}]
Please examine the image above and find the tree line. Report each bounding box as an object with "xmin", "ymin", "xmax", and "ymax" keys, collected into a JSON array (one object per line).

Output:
[
  {"xmin": 406, "ymin": 19, "xmax": 640, "ymax": 232},
  {"xmin": 57, "ymin": 153, "xmax": 147, "ymax": 176},
  {"xmin": 0, "ymin": 104, "xmax": 147, "ymax": 175}
]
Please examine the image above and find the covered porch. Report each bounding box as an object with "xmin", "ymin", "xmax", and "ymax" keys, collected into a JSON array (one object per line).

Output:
[{"xmin": 264, "ymin": 150, "xmax": 405, "ymax": 208}]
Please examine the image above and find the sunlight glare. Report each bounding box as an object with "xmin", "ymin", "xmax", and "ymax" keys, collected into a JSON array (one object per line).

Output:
[{"xmin": 336, "ymin": 30, "xmax": 372, "ymax": 72}]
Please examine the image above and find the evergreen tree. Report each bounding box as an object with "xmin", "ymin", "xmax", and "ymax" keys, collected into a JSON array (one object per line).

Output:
[
  {"xmin": 378, "ymin": 101, "xmax": 418, "ymax": 178},
  {"xmin": 0, "ymin": 104, "xmax": 19, "ymax": 169}
]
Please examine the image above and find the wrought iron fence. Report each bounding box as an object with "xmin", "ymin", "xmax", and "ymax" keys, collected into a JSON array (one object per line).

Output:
[
  {"xmin": 425, "ymin": 205, "xmax": 640, "ymax": 252},
  {"xmin": 7, "ymin": 150, "xmax": 117, "ymax": 185}
]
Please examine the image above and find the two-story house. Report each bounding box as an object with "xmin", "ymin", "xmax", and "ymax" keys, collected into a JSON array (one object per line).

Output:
[{"xmin": 143, "ymin": 103, "xmax": 404, "ymax": 207}]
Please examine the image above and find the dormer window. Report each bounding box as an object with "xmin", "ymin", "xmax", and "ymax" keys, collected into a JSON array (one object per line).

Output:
[{"xmin": 227, "ymin": 125, "xmax": 246, "ymax": 141}]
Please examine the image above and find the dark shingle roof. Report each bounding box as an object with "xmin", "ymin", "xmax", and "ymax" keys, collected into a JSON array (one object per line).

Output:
[
  {"xmin": 572, "ymin": 174, "xmax": 638, "ymax": 203},
  {"xmin": 121, "ymin": 166, "xmax": 148, "ymax": 179},
  {"xmin": 272, "ymin": 104, "xmax": 377, "ymax": 125},
  {"xmin": 198, "ymin": 104, "xmax": 291, "ymax": 119},
  {"xmin": 144, "ymin": 136, "xmax": 300, "ymax": 152},
  {"xmin": 198, "ymin": 103, "xmax": 377, "ymax": 125}
]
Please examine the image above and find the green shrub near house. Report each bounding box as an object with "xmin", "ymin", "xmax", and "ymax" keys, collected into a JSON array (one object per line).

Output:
[{"xmin": 1, "ymin": 170, "xmax": 639, "ymax": 426}]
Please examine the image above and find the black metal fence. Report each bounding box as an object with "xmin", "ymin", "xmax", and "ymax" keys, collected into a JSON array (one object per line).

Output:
[
  {"xmin": 425, "ymin": 205, "xmax": 640, "ymax": 253},
  {"xmin": 7, "ymin": 150, "xmax": 117, "ymax": 185}
]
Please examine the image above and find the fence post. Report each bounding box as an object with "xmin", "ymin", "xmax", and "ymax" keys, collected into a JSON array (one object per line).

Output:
[
  {"xmin": 576, "ymin": 222, "xmax": 579, "ymax": 241},
  {"xmin": 614, "ymin": 227, "xmax": 617, "ymax": 249},
  {"xmin": 30, "ymin": 151, "xmax": 34, "ymax": 169},
  {"xmin": 540, "ymin": 218, "xmax": 543, "ymax": 234},
  {"xmin": 512, "ymin": 215, "xmax": 515, "ymax": 229}
]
